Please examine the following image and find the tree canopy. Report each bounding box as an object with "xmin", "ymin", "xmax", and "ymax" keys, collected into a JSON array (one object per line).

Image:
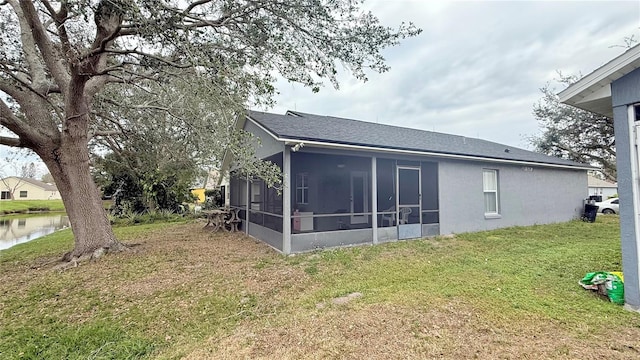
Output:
[
  {"xmin": 0, "ymin": 0, "xmax": 420, "ymax": 261},
  {"xmin": 530, "ymin": 75, "xmax": 616, "ymax": 181}
]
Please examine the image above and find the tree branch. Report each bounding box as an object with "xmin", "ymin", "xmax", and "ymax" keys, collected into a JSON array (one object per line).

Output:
[
  {"xmin": 1, "ymin": 62, "xmax": 60, "ymax": 97},
  {"xmin": 104, "ymin": 49, "xmax": 193, "ymax": 69},
  {"xmin": 183, "ymin": 0, "xmax": 213, "ymax": 14},
  {"xmin": 17, "ymin": 0, "xmax": 70, "ymax": 92},
  {"xmin": 0, "ymin": 135, "xmax": 24, "ymax": 147},
  {"xmin": 0, "ymin": 81, "xmax": 58, "ymax": 147},
  {"xmin": 0, "ymin": 96, "xmax": 36, "ymax": 148},
  {"xmin": 90, "ymin": 130, "xmax": 123, "ymax": 138},
  {"xmin": 78, "ymin": 25, "xmax": 123, "ymax": 63},
  {"xmin": 7, "ymin": 0, "xmax": 48, "ymax": 88},
  {"xmin": 41, "ymin": 0, "xmax": 74, "ymax": 61}
]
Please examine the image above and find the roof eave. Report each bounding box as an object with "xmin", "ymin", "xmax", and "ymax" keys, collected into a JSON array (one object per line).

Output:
[{"xmin": 558, "ymin": 44, "xmax": 640, "ymax": 116}]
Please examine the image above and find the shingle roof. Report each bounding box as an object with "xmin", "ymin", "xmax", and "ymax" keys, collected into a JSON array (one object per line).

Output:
[
  {"xmin": 3, "ymin": 177, "xmax": 58, "ymax": 191},
  {"xmin": 588, "ymin": 175, "xmax": 617, "ymax": 188},
  {"xmin": 247, "ymin": 110, "xmax": 592, "ymax": 169}
]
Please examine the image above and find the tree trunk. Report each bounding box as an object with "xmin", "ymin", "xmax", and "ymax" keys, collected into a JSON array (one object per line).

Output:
[{"xmin": 38, "ymin": 137, "xmax": 124, "ymax": 262}]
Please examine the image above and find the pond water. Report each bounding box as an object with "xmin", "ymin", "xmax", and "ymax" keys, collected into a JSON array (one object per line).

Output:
[{"xmin": 0, "ymin": 214, "xmax": 70, "ymax": 250}]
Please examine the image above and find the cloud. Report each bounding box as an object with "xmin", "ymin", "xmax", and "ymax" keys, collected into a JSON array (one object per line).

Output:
[{"xmin": 270, "ymin": 0, "xmax": 640, "ymax": 149}]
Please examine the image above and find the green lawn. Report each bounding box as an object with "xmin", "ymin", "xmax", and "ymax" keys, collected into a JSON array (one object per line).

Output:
[
  {"xmin": 0, "ymin": 199, "xmax": 65, "ymax": 215},
  {"xmin": 1, "ymin": 216, "xmax": 638, "ymax": 359}
]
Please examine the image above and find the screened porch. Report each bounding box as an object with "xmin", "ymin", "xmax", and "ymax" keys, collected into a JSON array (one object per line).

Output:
[{"xmin": 230, "ymin": 150, "xmax": 440, "ymax": 253}]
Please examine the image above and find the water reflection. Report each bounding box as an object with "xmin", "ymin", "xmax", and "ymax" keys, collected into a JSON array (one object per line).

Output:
[{"xmin": 0, "ymin": 214, "xmax": 70, "ymax": 250}]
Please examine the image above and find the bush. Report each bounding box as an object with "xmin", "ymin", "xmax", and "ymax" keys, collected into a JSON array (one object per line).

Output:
[
  {"xmin": 108, "ymin": 209, "xmax": 187, "ymax": 226},
  {"xmin": 203, "ymin": 188, "xmax": 224, "ymax": 209}
]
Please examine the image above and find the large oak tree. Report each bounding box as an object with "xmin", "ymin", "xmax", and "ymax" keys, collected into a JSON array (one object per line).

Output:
[
  {"xmin": 531, "ymin": 75, "xmax": 616, "ymax": 181},
  {"xmin": 0, "ymin": 0, "xmax": 419, "ymax": 261}
]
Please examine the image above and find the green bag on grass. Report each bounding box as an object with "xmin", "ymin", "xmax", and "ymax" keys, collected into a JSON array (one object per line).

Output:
[{"xmin": 579, "ymin": 271, "xmax": 624, "ymax": 305}]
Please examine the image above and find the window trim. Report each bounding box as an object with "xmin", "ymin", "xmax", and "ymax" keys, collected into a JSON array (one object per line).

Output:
[
  {"xmin": 483, "ymin": 169, "xmax": 500, "ymax": 217},
  {"xmin": 19, "ymin": 190, "xmax": 28, "ymax": 198},
  {"xmin": 296, "ymin": 172, "xmax": 309, "ymax": 205}
]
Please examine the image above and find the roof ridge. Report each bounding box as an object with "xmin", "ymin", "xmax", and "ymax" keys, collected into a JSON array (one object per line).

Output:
[
  {"xmin": 287, "ymin": 110, "xmax": 519, "ymax": 150},
  {"xmin": 2, "ymin": 176, "xmax": 58, "ymax": 191}
]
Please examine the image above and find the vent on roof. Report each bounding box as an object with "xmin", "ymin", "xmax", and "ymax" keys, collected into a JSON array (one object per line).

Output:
[{"xmin": 285, "ymin": 111, "xmax": 302, "ymax": 117}]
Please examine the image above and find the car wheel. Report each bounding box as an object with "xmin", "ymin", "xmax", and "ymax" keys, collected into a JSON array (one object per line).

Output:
[{"xmin": 602, "ymin": 208, "xmax": 615, "ymax": 215}]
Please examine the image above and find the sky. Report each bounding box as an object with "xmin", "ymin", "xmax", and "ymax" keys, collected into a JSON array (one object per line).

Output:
[
  {"xmin": 2, "ymin": 0, "xmax": 639, "ymax": 176},
  {"xmin": 266, "ymin": 0, "xmax": 640, "ymax": 149}
]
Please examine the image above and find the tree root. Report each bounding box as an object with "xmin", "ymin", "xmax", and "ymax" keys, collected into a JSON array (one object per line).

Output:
[{"xmin": 56, "ymin": 242, "xmax": 131, "ymax": 271}]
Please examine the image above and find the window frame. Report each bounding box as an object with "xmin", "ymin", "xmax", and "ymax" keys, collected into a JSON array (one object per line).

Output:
[
  {"xmin": 296, "ymin": 172, "xmax": 309, "ymax": 205},
  {"xmin": 19, "ymin": 190, "xmax": 28, "ymax": 198},
  {"xmin": 250, "ymin": 180, "xmax": 262, "ymax": 211},
  {"xmin": 482, "ymin": 169, "xmax": 500, "ymax": 217}
]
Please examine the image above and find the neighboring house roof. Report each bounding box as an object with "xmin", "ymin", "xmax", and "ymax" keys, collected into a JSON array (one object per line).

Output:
[
  {"xmin": 558, "ymin": 43, "xmax": 640, "ymax": 117},
  {"xmin": 587, "ymin": 175, "xmax": 617, "ymax": 188},
  {"xmin": 1, "ymin": 177, "xmax": 58, "ymax": 191},
  {"xmin": 246, "ymin": 110, "xmax": 594, "ymax": 170}
]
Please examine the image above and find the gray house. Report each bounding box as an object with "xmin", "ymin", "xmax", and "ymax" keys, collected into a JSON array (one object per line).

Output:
[
  {"xmin": 559, "ymin": 43, "xmax": 640, "ymax": 311},
  {"xmin": 230, "ymin": 110, "xmax": 591, "ymax": 254}
]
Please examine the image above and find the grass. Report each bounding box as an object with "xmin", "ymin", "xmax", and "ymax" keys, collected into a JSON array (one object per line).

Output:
[
  {"xmin": 1, "ymin": 216, "xmax": 639, "ymax": 359},
  {"xmin": 0, "ymin": 200, "xmax": 65, "ymax": 215}
]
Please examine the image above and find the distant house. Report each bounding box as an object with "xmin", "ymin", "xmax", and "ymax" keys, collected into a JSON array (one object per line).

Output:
[
  {"xmin": 587, "ymin": 175, "xmax": 618, "ymax": 200},
  {"xmin": 559, "ymin": 43, "xmax": 640, "ymax": 310},
  {"xmin": 0, "ymin": 177, "xmax": 61, "ymax": 201},
  {"xmin": 190, "ymin": 170, "xmax": 230, "ymax": 205},
  {"xmin": 227, "ymin": 110, "xmax": 593, "ymax": 254}
]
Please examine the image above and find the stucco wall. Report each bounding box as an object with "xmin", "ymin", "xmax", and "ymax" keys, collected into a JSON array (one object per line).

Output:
[
  {"xmin": 0, "ymin": 178, "xmax": 61, "ymax": 200},
  {"xmin": 244, "ymin": 120, "xmax": 284, "ymax": 159},
  {"xmin": 248, "ymin": 222, "xmax": 283, "ymax": 252},
  {"xmin": 438, "ymin": 160, "xmax": 586, "ymax": 235}
]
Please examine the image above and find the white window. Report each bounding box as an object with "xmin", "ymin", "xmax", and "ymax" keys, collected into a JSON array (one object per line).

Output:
[
  {"xmin": 250, "ymin": 181, "xmax": 262, "ymax": 211},
  {"xmin": 483, "ymin": 169, "xmax": 499, "ymax": 214},
  {"xmin": 296, "ymin": 173, "xmax": 308, "ymax": 204}
]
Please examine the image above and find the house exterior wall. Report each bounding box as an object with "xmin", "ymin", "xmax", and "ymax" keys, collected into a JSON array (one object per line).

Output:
[
  {"xmin": 588, "ymin": 186, "xmax": 618, "ymax": 199},
  {"xmin": 438, "ymin": 160, "xmax": 585, "ymax": 235},
  {"xmin": 236, "ymin": 122, "xmax": 589, "ymax": 254},
  {"xmin": 191, "ymin": 188, "xmax": 205, "ymax": 203},
  {"xmin": 248, "ymin": 222, "xmax": 283, "ymax": 252},
  {"xmin": 0, "ymin": 178, "xmax": 61, "ymax": 200},
  {"xmin": 611, "ymin": 67, "xmax": 640, "ymax": 310},
  {"xmin": 244, "ymin": 120, "xmax": 284, "ymax": 159},
  {"xmin": 291, "ymin": 229, "xmax": 372, "ymax": 253}
]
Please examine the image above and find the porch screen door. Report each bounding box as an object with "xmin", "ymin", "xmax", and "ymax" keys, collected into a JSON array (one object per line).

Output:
[{"xmin": 397, "ymin": 167, "xmax": 421, "ymax": 239}]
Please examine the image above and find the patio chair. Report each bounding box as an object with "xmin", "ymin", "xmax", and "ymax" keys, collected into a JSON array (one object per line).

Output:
[
  {"xmin": 399, "ymin": 207, "xmax": 412, "ymax": 224},
  {"xmin": 381, "ymin": 206, "xmax": 396, "ymax": 226}
]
